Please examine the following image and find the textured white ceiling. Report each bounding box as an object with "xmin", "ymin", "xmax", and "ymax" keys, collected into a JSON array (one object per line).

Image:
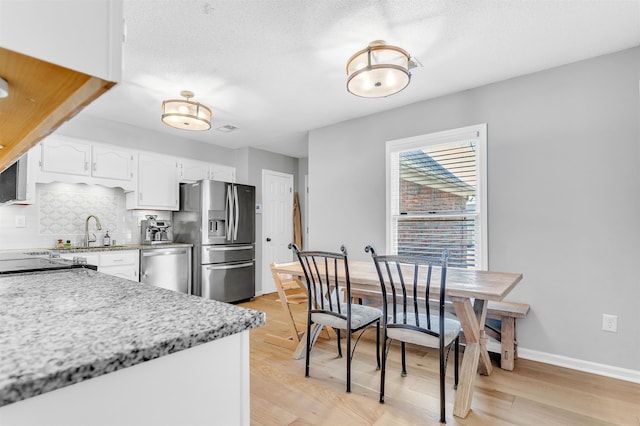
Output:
[{"xmin": 80, "ymin": 0, "xmax": 640, "ymax": 158}]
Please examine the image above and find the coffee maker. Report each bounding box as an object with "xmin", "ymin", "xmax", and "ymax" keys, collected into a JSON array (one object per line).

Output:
[{"xmin": 140, "ymin": 215, "xmax": 173, "ymax": 244}]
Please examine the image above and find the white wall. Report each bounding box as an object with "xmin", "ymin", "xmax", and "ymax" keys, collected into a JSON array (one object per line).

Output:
[{"xmin": 308, "ymin": 47, "xmax": 640, "ymax": 372}]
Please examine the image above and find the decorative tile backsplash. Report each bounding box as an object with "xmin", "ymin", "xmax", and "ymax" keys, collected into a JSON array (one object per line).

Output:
[
  {"xmin": 39, "ymin": 188, "xmax": 120, "ymax": 235},
  {"xmin": 0, "ymin": 182, "xmax": 170, "ymax": 250}
]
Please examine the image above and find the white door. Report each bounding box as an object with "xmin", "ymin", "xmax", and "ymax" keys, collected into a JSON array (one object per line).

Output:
[{"xmin": 262, "ymin": 170, "xmax": 294, "ymax": 295}]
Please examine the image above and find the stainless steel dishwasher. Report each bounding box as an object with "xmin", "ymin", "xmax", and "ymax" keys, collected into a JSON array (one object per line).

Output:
[{"xmin": 140, "ymin": 246, "xmax": 191, "ymax": 294}]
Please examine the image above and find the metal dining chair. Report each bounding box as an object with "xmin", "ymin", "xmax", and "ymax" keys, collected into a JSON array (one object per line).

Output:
[
  {"xmin": 365, "ymin": 245, "xmax": 460, "ymax": 424},
  {"xmin": 289, "ymin": 243, "xmax": 382, "ymax": 392}
]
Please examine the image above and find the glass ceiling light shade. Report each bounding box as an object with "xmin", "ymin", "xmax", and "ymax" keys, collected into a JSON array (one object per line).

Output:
[
  {"xmin": 161, "ymin": 90, "xmax": 212, "ymax": 131},
  {"xmin": 346, "ymin": 40, "xmax": 412, "ymax": 98}
]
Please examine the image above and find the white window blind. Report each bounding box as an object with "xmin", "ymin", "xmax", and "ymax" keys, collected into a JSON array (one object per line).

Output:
[{"xmin": 387, "ymin": 124, "xmax": 487, "ymax": 269}]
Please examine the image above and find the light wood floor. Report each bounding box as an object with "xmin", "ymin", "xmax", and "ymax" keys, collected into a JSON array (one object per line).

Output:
[{"xmin": 240, "ymin": 294, "xmax": 640, "ymax": 426}]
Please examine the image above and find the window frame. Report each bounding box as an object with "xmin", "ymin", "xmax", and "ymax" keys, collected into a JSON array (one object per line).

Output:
[{"xmin": 385, "ymin": 123, "xmax": 488, "ymax": 269}]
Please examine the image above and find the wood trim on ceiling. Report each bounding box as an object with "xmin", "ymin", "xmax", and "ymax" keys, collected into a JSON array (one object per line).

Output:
[{"xmin": 0, "ymin": 47, "xmax": 115, "ymax": 171}]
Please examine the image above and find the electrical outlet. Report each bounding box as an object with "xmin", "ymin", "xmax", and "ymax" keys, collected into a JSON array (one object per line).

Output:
[
  {"xmin": 14, "ymin": 215, "xmax": 26, "ymax": 228},
  {"xmin": 602, "ymin": 314, "xmax": 618, "ymax": 333}
]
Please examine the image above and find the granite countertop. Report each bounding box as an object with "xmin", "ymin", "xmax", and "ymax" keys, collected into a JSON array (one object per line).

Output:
[
  {"xmin": 0, "ymin": 269, "xmax": 265, "ymax": 407},
  {"xmin": 19, "ymin": 242, "xmax": 193, "ymax": 256}
]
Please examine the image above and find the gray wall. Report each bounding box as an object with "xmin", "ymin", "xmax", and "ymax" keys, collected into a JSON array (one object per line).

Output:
[
  {"xmin": 242, "ymin": 147, "xmax": 299, "ymax": 294},
  {"xmin": 308, "ymin": 47, "xmax": 640, "ymax": 371},
  {"xmin": 298, "ymin": 157, "xmax": 308, "ymax": 249}
]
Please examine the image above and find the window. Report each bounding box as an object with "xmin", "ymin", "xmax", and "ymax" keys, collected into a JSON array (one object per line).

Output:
[{"xmin": 386, "ymin": 124, "xmax": 487, "ymax": 269}]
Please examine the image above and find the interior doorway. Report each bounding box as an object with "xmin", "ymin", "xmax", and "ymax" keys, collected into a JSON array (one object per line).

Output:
[{"xmin": 261, "ymin": 169, "xmax": 294, "ymax": 295}]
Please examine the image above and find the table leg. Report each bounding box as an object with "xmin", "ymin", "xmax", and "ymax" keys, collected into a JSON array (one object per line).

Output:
[
  {"xmin": 451, "ymin": 297, "xmax": 492, "ymax": 418},
  {"xmin": 500, "ymin": 317, "xmax": 516, "ymax": 371},
  {"xmin": 474, "ymin": 299, "xmax": 493, "ymax": 376}
]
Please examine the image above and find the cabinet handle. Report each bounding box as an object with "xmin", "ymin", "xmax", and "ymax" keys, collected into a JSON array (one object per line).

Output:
[
  {"xmin": 139, "ymin": 193, "xmax": 143, "ymax": 201},
  {"xmin": 84, "ymin": 161, "xmax": 89, "ymax": 171},
  {"xmin": 92, "ymin": 162, "xmax": 97, "ymax": 172}
]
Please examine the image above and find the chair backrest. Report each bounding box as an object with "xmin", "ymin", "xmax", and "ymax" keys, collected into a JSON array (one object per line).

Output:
[
  {"xmin": 289, "ymin": 243, "xmax": 351, "ymax": 320},
  {"xmin": 365, "ymin": 245, "xmax": 449, "ymax": 344}
]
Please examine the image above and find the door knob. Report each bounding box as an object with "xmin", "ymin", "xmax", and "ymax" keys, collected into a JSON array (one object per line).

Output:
[{"xmin": 266, "ymin": 237, "xmax": 271, "ymax": 242}]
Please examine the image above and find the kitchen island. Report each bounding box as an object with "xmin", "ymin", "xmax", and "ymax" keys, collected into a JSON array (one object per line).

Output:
[{"xmin": 0, "ymin": 268, "xmax": 265, "ymax": 425}]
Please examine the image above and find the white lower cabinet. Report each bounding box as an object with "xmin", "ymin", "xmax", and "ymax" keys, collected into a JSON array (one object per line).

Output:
[
  {"xmin": 60, "ymin": 250, "xmax": 139, "ymax": 282},
  {"xmin": 99, "ymin": 251, "xmax": 139, "ymax": 281}
]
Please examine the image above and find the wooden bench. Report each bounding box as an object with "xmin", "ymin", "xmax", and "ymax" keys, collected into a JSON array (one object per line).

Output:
[{"xmin": 485, "ymin": 300, "xmax": 530, "ymax": 371}]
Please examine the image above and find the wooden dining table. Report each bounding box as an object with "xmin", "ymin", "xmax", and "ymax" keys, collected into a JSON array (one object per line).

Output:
[{"xmin": 270, "ymin": 260, "xmax": 523, "ymax": 419}]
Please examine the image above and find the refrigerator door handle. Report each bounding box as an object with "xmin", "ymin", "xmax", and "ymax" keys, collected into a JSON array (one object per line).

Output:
[
  {"xmin": 205, "ymin": 245, "xmax": 253, "ymax": 251},
  {"xmin": 233, "ymin": 185, "xmax": 239, "ymax": 241},
  {"xmin": 142, "ymin": 249, "xmax": 187, "ymax": 257},
  {"xmin": 226, "ymin": 185, "xmax": 234, "ymax": 240},
  {"xmin": 205, "ymin": 262, "xmax": 254, "ymax": 270}
]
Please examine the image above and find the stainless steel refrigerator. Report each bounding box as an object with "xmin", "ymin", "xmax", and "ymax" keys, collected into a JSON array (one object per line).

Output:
[{"xmin": 173, "ymin": 180, "xmax": 255, "ymax": 303}]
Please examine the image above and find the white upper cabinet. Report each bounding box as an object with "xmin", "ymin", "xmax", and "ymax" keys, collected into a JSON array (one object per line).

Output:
[
  {"xmin": 0, "ymin": 0, "xmax": 123, "ymax": 82},
  {"xmin": 178, "ymin": 159, "xmax": 210, "ymax": 183},
  {"xmin": 41, "ymin": 137, "xmax": 91, "ymax": 176},
  {"xmin": 92, "ymin": 144, "xmax": 133, "ymax": 181},
  {"xmin": 126, "ymin": 153, "xmax": 179, "ymax": 210},
  {"xmin": 178, "ymin": 159, "xmax": 236, "ymax": 183},
  {"xmin": 36, "ymin": 136, "xmax": 135, "ymax": 190},
  {"xmin": 210, "ymin": 164, "xmax": 236, "ymax": 183}
]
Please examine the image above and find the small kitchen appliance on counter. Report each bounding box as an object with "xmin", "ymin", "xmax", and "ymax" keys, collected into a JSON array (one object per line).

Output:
[{"xmin": 140, "ymin": 215, "xmax": 173, "ymax": 244}]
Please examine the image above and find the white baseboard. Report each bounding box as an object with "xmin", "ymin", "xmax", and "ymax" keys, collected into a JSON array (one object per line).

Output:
[{"xmin": 513, "ymin": 347, "xmax": 640, "ymax": 384}]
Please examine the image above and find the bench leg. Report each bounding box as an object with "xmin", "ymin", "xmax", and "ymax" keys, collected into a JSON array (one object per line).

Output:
[{"xmin": 500, "ymin": 317, "xmax": 516, "ymax": 371}]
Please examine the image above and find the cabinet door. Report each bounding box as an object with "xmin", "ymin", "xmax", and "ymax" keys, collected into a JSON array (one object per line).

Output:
[
  {"xmin": 179, "ymin": 159, "xmax": 210, "ymax": 183},
  {"xmin": 41, "ymin": 137, "xmax": 91, "ymax": 176},
  {"xmin": 136, "ymin": 154, "xmax": 179, "ymax": 210},
  {"xmin": 92, "ymin": 145, "xmax": 133, "ymax": 181},
  {"xmin": 100, "ymin": 250, "xmax": 139, "ymax": 282},
  {"xmin": 210, "ymin": 164, "xmax": 236, "ymax": 183}
]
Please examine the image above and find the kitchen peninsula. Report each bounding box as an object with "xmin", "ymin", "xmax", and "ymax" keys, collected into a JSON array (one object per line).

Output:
[{"xmin": 0, "ymin": 267, "xmax": 265, "ymax": 426}]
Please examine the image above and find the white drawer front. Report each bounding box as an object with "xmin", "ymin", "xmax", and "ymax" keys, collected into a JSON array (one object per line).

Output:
[{"xmin": 100, "ymin": 250, "xmax": 139, "ymax": 267}]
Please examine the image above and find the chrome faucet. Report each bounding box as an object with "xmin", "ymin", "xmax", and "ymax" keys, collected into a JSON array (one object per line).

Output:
[{"xmin": 84, "ymin": 214, "xmax": 102, "ymax": 247}]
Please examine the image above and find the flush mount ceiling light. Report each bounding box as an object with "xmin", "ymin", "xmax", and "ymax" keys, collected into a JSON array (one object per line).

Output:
[
  {"xmin": 346, "ymin": 40, "xmax": 418, "ymax": 98},
  {"xmin": 0, "ymin": 77, "xmax": 8, "ymax": 98},
  {"xmin": 161, "ymin": 90, "xmax": 212, "ymax": 131}
]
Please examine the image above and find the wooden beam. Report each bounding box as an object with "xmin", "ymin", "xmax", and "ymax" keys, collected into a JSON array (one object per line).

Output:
[{"xmin": 0, "ymin": 48, "xmax": 115, "ymax": 171}]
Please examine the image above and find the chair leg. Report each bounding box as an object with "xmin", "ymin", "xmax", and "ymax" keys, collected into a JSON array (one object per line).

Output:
[
  {"xmin": 401, "ymin": 342, "xmax": 407, "ymax": 377},
  {"xmin": 305, "ymin": 315, "xmax": 312, "ymax": 378},
  {"xmin": 375, "ymin": 321, "xmax": 381, "ymax": 370},
  {"xmin": 346, "ymin": 328, "xmax": 352, "ymax": 393},
  {"xmin": 440, "ymin": 345, "xmax": 446, "ymax": 424},
  {"xmin": 380, "ymin": 336, "xmax": 387, "ymax": 403},
  {"xmin": 336, "ymin": 329, "xmax": 343, "ymax": 358},
  {"xmin": 454, "ymin": 336, "xmax": 459, "ymax": 389}
]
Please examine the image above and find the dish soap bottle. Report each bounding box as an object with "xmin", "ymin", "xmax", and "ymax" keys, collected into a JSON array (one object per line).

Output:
[{"xmin": 103, "ymin": 231, "xmax": 111, "ymax": 247}]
